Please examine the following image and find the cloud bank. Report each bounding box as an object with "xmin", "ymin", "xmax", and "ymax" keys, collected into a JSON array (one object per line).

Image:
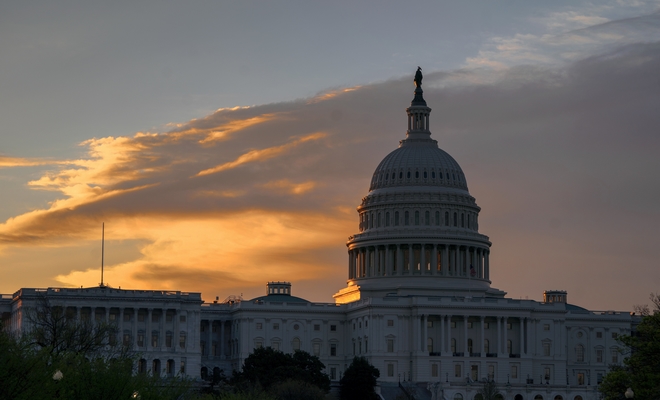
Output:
[{"xmin": 1, "ymin": 14, "xmax": 659, "ymax": 309}]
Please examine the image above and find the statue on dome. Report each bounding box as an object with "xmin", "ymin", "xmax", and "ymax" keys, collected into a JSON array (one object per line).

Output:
[{"xmin": 414, "ymin": 66, "xmax": 423, "ymax": 88}]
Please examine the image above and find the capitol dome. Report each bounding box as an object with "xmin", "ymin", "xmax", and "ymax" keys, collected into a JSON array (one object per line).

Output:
[{"xmin": 334, "ymin": 68, "xmax": 504, "ymax": 304}]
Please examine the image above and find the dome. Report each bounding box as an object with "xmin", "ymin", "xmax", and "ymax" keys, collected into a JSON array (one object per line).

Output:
[{"xmin": 369, "ymin": 139, "xmax": 468, "ymax": 192}]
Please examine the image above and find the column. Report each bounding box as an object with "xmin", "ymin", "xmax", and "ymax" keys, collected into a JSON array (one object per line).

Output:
[
  {"xmin": 408, "ymin": 244, "xmax": 414, "ymax": 273},
  {"xmin": 420, "ymin": 244, "xmax": 426, "ymax": 274},
  {"xmin": 174, "ymin": 309, "xmax": 180, "ymax": 353},
  {"xmin": 422, "ymin": 315, "xmax": 428, "ymax": 352},
  {"xmin": 503, "ymin": 317, "xmax": 508, "ymax": 355},
  {"xmin": 412, "ymin": 314, "xmax": 419, "ymax": 354},
  {"xmin": 147, "ymin": 308, "xmax": 153, "ymax": 351},
  {"xmin": 132, "ymin": 308, "xmax": 138, "ymax": 349},
  {"xmin": 440, "ymin": 314, "xmax": 445, "ymax": 354},
  {"xmin": 220, "ymin": 320, "xmax": 226, "ymax": 358},
  {"xmin": 207, "ymin": 320, "xmax": 213, "ymax": 357},
  {"xmin": 119, "ymin": 308, "xmax": 125, "ymax": 340},
  {"xmin": 374, "ymin": 246, "xmax": 381, "ymax": 276},
  {"xmin": 496, "ymin": 317, "xmax": 502, "ymax": 355},
  {"xmin": 519, "ymin": 318, "xmax": 524, "ymax": 356},
  {"xmin": 485, "ymin": 251, "xmax": 490, "ymax": 280},
  {"xmin": 348, "ymin": 251, "xmax": 352, "ymax": 279},
  {"xmin": 480, "ymin": 316, "xmax": 485, "ymax": 355},
  {"xmin": 442, "ymin": 246, "xmax": 449, "ymax": 276},
  {"xmin": 159, "ymin": 309, "xmax": 165, "ymax": 351},
  {"xmin": 397, "ymin": 245, "xmax": 404, "ymax": 274},
  {"xmin": 431, "ymin": 245, "xmax": 438, "ymax": 275},
  {"xmin": 385, "ymin": 246, "xmax": 392, "ymax": 276},
  {"xmin": 446, "ymin": 315, "xmax": 452, "ymax": 353},
  {"xmin": 449, "ymin": 246, "xmax": 456, "ymax": 276},
  {"xmin": 463, "ymin": 315, "xmax": 469, "ymax": 357}
]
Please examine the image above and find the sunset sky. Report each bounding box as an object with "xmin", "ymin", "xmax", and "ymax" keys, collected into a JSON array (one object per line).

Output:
[{"xmin": 1, "ymin": 1, "xmax": 659, "ymax": 311}]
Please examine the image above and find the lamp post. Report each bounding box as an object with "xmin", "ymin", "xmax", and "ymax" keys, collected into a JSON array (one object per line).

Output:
[
  {"xmin": 52, "ymin": 370, "xmax": 63, "ymax": 398},
  {"xmin": 624, "ymin": 388, "xmax": 634, "ymax": 398}
]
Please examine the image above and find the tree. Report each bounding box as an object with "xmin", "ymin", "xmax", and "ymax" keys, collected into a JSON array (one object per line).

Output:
[
  {"xmin": 600, "ymin": 293, "xmax": 660, "ymax": 400},
  {"xmin": 339, "ymin": 356, "xmax": 380, "ymax": 400},
  {"xmin": 476, "ymin": 379, "xmax": 502, "ymax": 400},
  {"xmin": 232, "ymin": 347, "xmax": 330, "ymax": 393}
]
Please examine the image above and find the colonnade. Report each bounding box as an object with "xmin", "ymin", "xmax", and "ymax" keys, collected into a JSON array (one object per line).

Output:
[
  {"xmin": 410, "ymin": 314, "xmax": 528, "ymax": 358},
  {"xmin": 348, "ymin": 244, "xmax": 489, "ymax": 280},
  {"xmin": 200, "ymin": 319, "xmax": 231, "ymax": 359}
]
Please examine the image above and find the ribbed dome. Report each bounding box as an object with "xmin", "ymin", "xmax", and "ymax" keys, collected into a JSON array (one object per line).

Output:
[{"xmin": 369, "ymin": 139, "xmax": 468, "ymax": 192}]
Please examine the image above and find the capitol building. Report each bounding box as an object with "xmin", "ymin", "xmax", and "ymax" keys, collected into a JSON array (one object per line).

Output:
[{"xmin": 0, "ymin": 70, "xmax": 635, "ymax": 400}]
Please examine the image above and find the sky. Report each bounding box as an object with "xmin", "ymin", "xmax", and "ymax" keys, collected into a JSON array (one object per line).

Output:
[{"xmin": 1, "ymin": 1, "xmax": 659, "ymax": 311}]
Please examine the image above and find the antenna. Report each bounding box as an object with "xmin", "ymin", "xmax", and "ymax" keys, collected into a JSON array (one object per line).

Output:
[{"xmin": 100, "ymin": 222, "xmax": 105, "ymax": 287}]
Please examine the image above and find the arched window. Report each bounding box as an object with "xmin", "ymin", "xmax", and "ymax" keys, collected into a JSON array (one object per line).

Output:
[
  {"xmin": 453, "ymin": 212, "xmax": 458, "ymax": 227},
  {"xmin": 574, "ymin": 396, "xmax": 583, "ymax": 400},
  {"xmin": 454, "ymin": 394, "xmax": 463, "ymax": 400},
  {"xmin": 576, "ymin": 345, "xmax": 585, "ymax": 362},
  {"xmin": 138, "ymin": 359, "xmax": 147, "ymax": 374},
  {"xmin": 292, "ymin": 337, "xmax": 301, "ymax": 351},
  {"xmin": 445, "ymin": 211, "xmax": 449, "ymax": 225},
  {"xmin": 405, "ymin": 211, "xmax": 410, "ymax": 225},
  {"xmin": 395, "ymin": 211, "xmax": 399, "ymax": 226},
  {"xmin": 415, "ymin": 171, "xmax": 419, "ymax": 178},
  {"xmin": 435, "ymin": 211, "xmax": 440, "ymax": 226},
  {"xmin": 385, "ymin": 212, "xmax": 390, "ymax": 227},
  {"xmin": 201, "ymin": 366, "xmax": 208, "ymax": 380},
  {"xmin": 432, "ymin": 171, "xmax": 436, "ymax": 179},
  {"xmin": 153, "ymin": 359, "xmax": 161, "ymax": 377},
  {"xmin": 461, "ymin": 213, "xmax": 465, "ymax": 227},
  {"xmin": 377, "ymin": 212, "xmax": 381, "ymax": 228},
  {"xmin": 414, "ymin": 211, "xmax": 420, "ymax": 225},
  {"xmin": 407, "ymin": 171, "xmax": 411, "ymax": 179},
  {"xmin": 484, "ymin": 339, "xmax": 489, "ymax": 353},
  {"xmin": 534, "ymin": 396, "xmax": 544, "ymax": 400},
  {"xmin": 399, "ymin": 172, "xmax": 403, "ymax": 179},
  {"xmin": 365, "ymin": 214, "xmax": 369, "ymax": 230},
  {"xmin": 554, "ymin": 396, "xmax": 563, "ymax": 400},
  {"xmin": 425, "ymin": 211, "xmax": 430, "ymax": 225},
  {"xmin": 424, "ymin": 171, "xmax": 428, "ymax": 178},
  {"xmin": 514, "ymin": 395, "xmax": 524, "ymax": 400}
]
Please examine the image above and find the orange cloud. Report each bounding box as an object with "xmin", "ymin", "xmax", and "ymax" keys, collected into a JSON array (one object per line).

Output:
[
  {"xmin": 0, "ymin": 156, "xmax": 70, "ymax": 168},
  {"xmin": 263, "ymin": 179, "xmax": 317, "ymax": 195}
]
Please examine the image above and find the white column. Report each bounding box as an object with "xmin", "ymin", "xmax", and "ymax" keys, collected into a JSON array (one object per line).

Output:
[
  {"xmin": 420, "ymin": 244, "xmax": 426, "ymax": 274},
  {"xmin": 431, "ymin": 245, "xmax": 438, "ymax": 275},
  {"xmin": 146, "ymin": 308, "xmax": 152, "ymax": 352},
  {"xmin": 463, "ymin": 315, "xmax": 469, "ymax": 357},
  {"xmin": 442, "ymin": 246, "xmax": 449, "ymax": 276},
  {"xmin": 374, "ymin": 246, "xmax": 381, "ymax": 276},
  {"xmin": 480, "ymin": 316, "xmax": 485, "ymax": 355}
]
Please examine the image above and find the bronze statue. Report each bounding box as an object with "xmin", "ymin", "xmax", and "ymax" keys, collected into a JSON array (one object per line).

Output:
[{"xmin": 414, "ymin": 66, "xmax": 423, "ymax": 88}]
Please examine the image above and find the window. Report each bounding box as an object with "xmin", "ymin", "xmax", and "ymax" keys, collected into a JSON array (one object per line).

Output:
[
  {"xmin": 507, "ymin": 322, "xmax": 512, "ymax": 330},
  {"xmin": 385, "ymin": 212, "xmax": 390, "ymax": 226},
  {"xmin": 124, "ymin": 313, "xmax": 131, "ymax": 322},
  {"xmin": 272, "ymin": 341, "xmax": 280, "ymax": 351},
  {"xmin": 180, "ymin": 358, "xmax": 186, "ymax": 374},
  {"xmin": 166, "ymin": 332, "xmax": 172, "ymax": 347},
  {"xmin": 511, "ymin": 365, "xmax": 518, "ymax": 379},
  {"xmin": 405, "ymin": 211, "xmax": 409, "ymax": 225},
  {"xmin": 454, "ymin": 364, "xmax": 462, "ymax": 378},
  {"xmin": 484, "ymin": 322, "xmax": 489, "ymax": 329},
  {"xmin": 330, "ymin": 367, "xmax": 337, "ymax": 380},
  {"xmin": 123, "ymin": 333, "xmax": 131, "ymax": 346},
  {"xmin": 428, "ymin": 338, "xmax": 433, "ymax": 352},
  {"xmin": 387, "ymin": 339, "xmax": 394, "ymax": 353},
  {"xmin": 453, "ymin": 212, "xmax": 457, "ymax": 227},
  {"xmin": 543, "ymin": 342, "xmax": 551, "ymax": 356},
  {"xmin": 435, "ymin": 211, "xmax": 440, "ymax": 226},
  {"xmin": 432, "ymin": 363, "xmax": 438, "ymax": 377},
  {"xmin": 507, "ymin": 340, "xmax": 512, "ymax": 354},
  {"xmin": 467, "ymin": 322, "xmax": 473, "ymax": 329},
  {"xmin": 273, "ymin": 323, "xmax": 279, "ymax": 330},
  {"xmin": 387, "ymin": 319, "xmax": 394, "ymax": 327},
  {"xmin": 256, "ymin": 323, "xmax": 263, "ymax": 330},
  {"xmin": 577, "ymin": 372, "xmax": 585, "ymax": 385},
  {"xmin": 484, "ymin": 339, "xmax": 489, "ymax": 353},
  {"xmin": 330, "ymin": 324, "xmax": 337, "ymax": 331},
  {"xmin": 152, "ymin": 333, "xmax": 159, "ymax": 347},
  {"xmin": 137, "ymin": 333, "xmax": 144, "ymax": 347},
  {"xmin": 138, "ymin": 313, "xmax": 145, "ymax": 322},
  {"xmin": 611, "ymin": 349, "xmax": 618, "ymax": 363},
  {"xmin": 313, "ymin": 342, "xmax": 320, "ymax": 356},
  {"xmin": 395, "ymin": 211, "xmax": 399, "ymax": 226},
  {"xmin": 454, "ymin": 395, "xmax": 463, "ymax": 400},
  {"xmin": 544, "ymin": 367, "xmax": 551, "ymax": 381},
  {"xmin": 544, "ymin": 324, "xmax": 550, "ymax": 331},
  {"xmin": 314, "ymin": 324, "xmax": 320, "ymax": 331},
  {"xmin": 255, "ymin": 341, "xmax": 263, "ymax": 348},
  {"xmin": 330, "ymin": 343, "xmax": 337, "ymax": 356},
  {"xmin": 596, "ymin": 349, "xmax": 603, "ymax": 363},
  {"xmin": 444, "ymin": 211, "xmax": 449, "ymax": 225},
  {"xmin": 179, "ymin": 333, "xmax": 186, "ymax": 349},
  {"xmin": 427, "ymin": 320, "xmax": 433, "ymax": 328},
  {"xmin": 109, "ymin": 313, "xmax": 116, "ymax": 321},
  {"xmin": 576, "ymin": 345, "xmax": 584, "ymax": 362},
  {"xmin": 180, "ymin": 315, "xmax": 186, "ymax": 322},
  {"xmin": 451, "ymin": 338, "xmax": 456, "ymax": 353},
  {"xmin": 596, "ymin": 331, "xmax": 603, "ymax": 338},
  {"xmin": 488, "ymin": 365, "xmax": 495, "ymax": 380},
  {"xmin": 461, "ymin": 213, "xmax": 465, "ymax": 227},
  {"xmin": 467, "ymin": 339, "xmax": 473, "ymax": 353},
  {"xmin": 292, "ymin": 337, "xmax": 301, "ymax": 351},
  {"xmin": 612, "ymin": 332, "xmax": 618, "ymax": 339},
  {"xmin": 451, "ymin": 321, "xmax": 456, "ymax": 328},
  {"xmin": 388, "ymin": 364, "xmax": 394, "ymax": 377},
  {"xmin": 471, "ymin": 365, "xmax": 478, "ymax": 381}
]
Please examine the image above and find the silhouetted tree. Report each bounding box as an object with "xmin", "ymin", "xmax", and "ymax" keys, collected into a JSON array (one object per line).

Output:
[
  {"xmin": 339, "ymin": 356, "xmax": 380, "ymax": 400},
  {"xmin": 600, "ymin": 293, "xmax": 660, "ymax": 400}
]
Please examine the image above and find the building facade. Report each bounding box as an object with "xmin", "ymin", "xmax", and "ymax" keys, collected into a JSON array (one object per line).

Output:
[{"xmin": 0, "ymin": 70, "xmax": 634, "ymax": 400}]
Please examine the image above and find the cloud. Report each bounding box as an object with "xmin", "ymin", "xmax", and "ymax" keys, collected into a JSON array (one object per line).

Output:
[
  {"xmin": 0, "ymin": 11, "xmax": 659, "ymax": 308},
  {"xmin": 0, "ymin": 156, "xmax": 70, "ymax": 168}
]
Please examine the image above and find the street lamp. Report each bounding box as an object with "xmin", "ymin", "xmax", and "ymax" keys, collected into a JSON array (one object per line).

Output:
[
  {"xmin": 624, "ymin": 388, "xmax": 634, "ymax": 398},
  {"xmin": 52, "ymin": 370, "xmax": 63, "ymax": 381}
]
